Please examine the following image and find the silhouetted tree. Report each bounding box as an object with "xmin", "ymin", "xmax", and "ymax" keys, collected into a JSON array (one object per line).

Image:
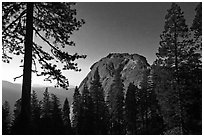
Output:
[
  {"xmin": 41, "ymin": 88, "xmax": 51, "ymax": 118},
  {"xmin": 107, "ymin": 65, "xmax": 125, "ymax": 135},
  {"xmin": 152, "ymin": 64, "xmax": 182, "ymax": 134},
  {"xmin": 2, "ymin": 3, "xmax": 86, "ymax": 132},
  {"xmin": 155, "ymin": 3, "xmax": 202, "ymax": 135},
  {"xmin": 78, "ymin": 85, "xmax": 94, "ymax": 134},
  {"xmin": 136, "ymin": 69, "xmax": 164, "ymax": 135},
  {"xmin": 13, "ymin": 99, "xmax": 22, "ymax": 121},
  {"xmin": 155, "ymin": 3, "xmax": 190, "ymax": 134},
  {"xmin": 145, "ymin": 69, "xmax": 164, "ymax": 134},
  {"xmin": 89, "ymin": 68, "xmax": 109, "ymax": 134},
  {"xmin": 30, "ymin": 90, "xmax": 41, "ymax": 134},
  {"xmin": 2, "ymin": 101, "xmax": 11, "ymax": 135},
  {"xmin": 40, "ymin": 87, "xmax": 52, "ymax": 134},
  {"xmin": 50, "ymin": 94, "xmax": 64, "ymax": 134},
  {"xmin": 191, "ymin": 2, "xmax": 202, "ymax": 48},
  {"xmin": 72, "ymin": 86, "xmax": 81, "ymax": 134},
  {"xmin": 139, "ymin": 70, "xmax": 149, "ymax": 134},
  {"xmin": 62, "ymin": 98, "xmax": 73, "ymax": 134},
  {"xmin": 10, "ymin": 99, "xmax": 21, "ymax": 134},
  {"xmin": 125, "ymin": 83, "xmax": 138, "ymax": 134},
  {"xmin": 181, "ymin": 3, "xmax": 202, "ymax": 134}
]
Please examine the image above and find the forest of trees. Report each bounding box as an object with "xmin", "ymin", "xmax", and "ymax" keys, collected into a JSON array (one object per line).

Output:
[
  {"xmin": 2, "ymin": 2, "xmax": 86, "ymax": 133},
  {"xmin": 2, "ymin": 67, "xmax": 163, "ymax": 135},
  {"xmin": 2, "ymin": 2, "xmax": 202, "ymax": 135}
]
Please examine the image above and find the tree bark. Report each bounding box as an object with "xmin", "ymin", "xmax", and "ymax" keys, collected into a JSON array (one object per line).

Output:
[{"xmin": 20, "ymin": 2, "xmax": 33, "ymax": 134}]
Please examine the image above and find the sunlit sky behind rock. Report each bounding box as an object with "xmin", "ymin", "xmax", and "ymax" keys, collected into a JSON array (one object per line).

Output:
[{"xmin": 2, "ymin": 2, "xmax": 198, "ymax": 87}]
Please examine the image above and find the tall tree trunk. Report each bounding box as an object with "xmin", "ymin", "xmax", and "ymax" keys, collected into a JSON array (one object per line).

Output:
[{"xmin": 20, "ymin": 2, "xmax": 33, "ymax": 134}]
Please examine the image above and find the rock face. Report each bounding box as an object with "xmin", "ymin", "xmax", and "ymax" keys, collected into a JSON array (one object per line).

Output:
[{"xmin": 79, "ymin": 53, "xmax": 150, "ymax": 99}]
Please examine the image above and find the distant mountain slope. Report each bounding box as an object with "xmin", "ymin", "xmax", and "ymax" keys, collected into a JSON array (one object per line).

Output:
[{"xmin": 2, "ymin": 80, "xmax": 75, "ymax": 112}]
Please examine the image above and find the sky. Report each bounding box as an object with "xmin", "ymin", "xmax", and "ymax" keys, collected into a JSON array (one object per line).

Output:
[{"xmin": 2, "ymin": 2, "xmax": 198, "ymax": 87}]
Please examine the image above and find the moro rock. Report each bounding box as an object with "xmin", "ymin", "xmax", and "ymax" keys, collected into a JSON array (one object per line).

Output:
[{"xmin": 79, "ymin": 53, "xmax": 150, "ymax": 99}]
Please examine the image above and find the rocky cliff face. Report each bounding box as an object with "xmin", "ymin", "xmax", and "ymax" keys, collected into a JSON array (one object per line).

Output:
[{"xmin": 79, "ymin": 53, "xmax": 150, "ymax": 99}]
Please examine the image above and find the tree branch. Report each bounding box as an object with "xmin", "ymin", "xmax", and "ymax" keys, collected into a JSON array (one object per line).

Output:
[
  {"xmin": 32, "ymin": 43, "xmax": 48, "ymax": 64},
  {"xmin": 33, "ymin": 42, "xmax": 69, "ymax": 89},
  {"xmin": 33, "ymin": 27, "xmax": 59, "ymax": 52},
  {"xmin": 3, "ymin": 9, "xmax": 26, "ymax": 34},
  {"xmin": 32, "ymin": 57, "xmax": 38, "ymax": 74},
  {"xmin": 14, "ymin": 74, "xmax": 23, "ymax": 81}
]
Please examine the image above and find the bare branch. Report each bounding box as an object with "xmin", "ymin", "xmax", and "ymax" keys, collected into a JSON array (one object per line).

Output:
[{"xmin": 14, "ymin": 74, "xmax": 23, "ymax": 81}]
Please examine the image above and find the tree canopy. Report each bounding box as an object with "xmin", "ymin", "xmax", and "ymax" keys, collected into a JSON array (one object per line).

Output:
[{"xmin": 2, "ymin": 2, "xmax": 86, "ymax": 88}]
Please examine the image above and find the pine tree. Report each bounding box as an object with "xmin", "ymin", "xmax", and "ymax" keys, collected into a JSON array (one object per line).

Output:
[
  {"xmin": 13, "ymin": 99, "xmax": 22, "ymax": 121},
  {"xmin": 155, "ymin": 3, "xmax": 190, "ymax": 134},
  {"xmin": 30, "ymin": 90, "xmax": 41, "ymax": 134},
  {"xmin": 155, "ymin": 3, "xmax": 202, "ymax": 134},
  {"xmin": 50, "ymin": 94, "xmax": 64, "ymax": 134},
  {"xmin": 107, "ymin": 64, "xmax": 125, "ymax": 134},
  {"xmin": 89, "ymin": 68, "xmax": 109, "ymax": 134},
  {"xmin": 41, "ymin": 88, "xmax": 51, "ymax": 118},
  {"xmin": 78, "ymin": 85, "xmax": 94, "ymax": 135},
  {"xmin": 72, "ymin": 86, "xmax": 81, "ymax": 134},
  {"xmin": 40, "ymin": 87, "xmax": 52, "ymax": 134},
  {"xmin": 182, "ymin": 3, "xmax": 202, "ymax": 134},
  {"xmin": 2, "ymin": 101, "xmax": 11, "ymax": 135},
  {"xmin": 10, "ymin": 99, "xmax": 21, "ymax": 134},
  {"xmin": 152, "ymin": 64, "xmax": 182, "ymax": 134},
  {"xmin": 2, "ymin": 3, "xmax": 86, "ymax": 132},
  {"xmin": 191, "ymin": 2, "xmax": 202, "ymax": 44},
  {"xmin": 139, "ymin": 70, "xmax": 149, "ymax": 134},
  {"xmin": 125, "ymin": 83, "xmax": 138, "ymax": 134},
  {"xmin": 156, "ymin": 3, "xmax": 189, "ymax": 70},
  {"xmin": 62, "ymin": 98, "xmax": 72, "ymax": 134},
  {"xmin": 146, "ymin": 69, "xmax": 164, "ymax": 135},
  {"xmin": 137, "ymin": 69, "xmax": 164, "ymax": 135}
]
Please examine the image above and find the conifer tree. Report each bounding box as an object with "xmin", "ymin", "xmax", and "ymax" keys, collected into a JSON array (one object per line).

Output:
[
  {"xmin": 191, "ymin": 2, "xmax": 202, "ymax": 46},
  {"xmin": 2, "ymin": 101, "xmax": 11, "ymax": 135},
  {"xmin": 78, "ymin": 85, "xmax": 94, "ymax": 135},
  {"xmin": 156, "ymin": 3, "xmax": 189, "ymax": 70},
  {"xmin": 152, "ymin": 63, "xmax": 182, "ymax": 134},
  {"xmin": 2, "ymin": 3, "xmax": 86, "ymax": 131},
  {"xmin": 155, "ymin": 3, "xmax": 202, "ymax": 134},
  {"xmin": 125, "ymin": 83, "xmax": 138, "ymax": 134},
  {"xmin": 139, "ymin": 70, "xmax": 149, "ymax": 134},
  {"xmin": 72, "ymin": 86, "xmax": 81, "ymax": 134},
  {"xmin": 50, "ymin": 94, "xmax": 64, "ymax": 134},
  {"xmin": 145, "ymin": 69, "xmax": 164, "ymax": 134},
  {"xmin": 31, "ymin": 90, "xmax": 41, "ymax": 119},
  {"xmin": 41, "ymin": 87, "xmax": 51, "ymax": 118},
  {"xmin": 10, "ymin": 99, "xmax": 21, "ymax": 134},
  {"xmin": 89, "ymin": 68, "xmax": 109, "ymax": 134},
  {"xmin": 155, "ymin": 3, "xmax": 189, "ymax": 134},
  {"xmin": 30, "ymin": 90, "xmax": 41, "ymax": 134},
  {"xmin": 137, "ymin": 69, "xmax": 164, "ymax": 135},
  {"xmin": 62, "ymin": 98, "xmax": 72, "ymax": 134},
  {"xmin": 107, "ymin": 64, "xmax": 125, "ymax": 134},
  {"xmin": 13, "ymin": 99, "xmax": 22, "ymax": 121},
  {"xmin": 182, "ymin": 3, "xmax": 202, "ymax": 134},
  {"xmin": 39, "ymin": 87, "xmax": 53, "ymax": 134}
]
